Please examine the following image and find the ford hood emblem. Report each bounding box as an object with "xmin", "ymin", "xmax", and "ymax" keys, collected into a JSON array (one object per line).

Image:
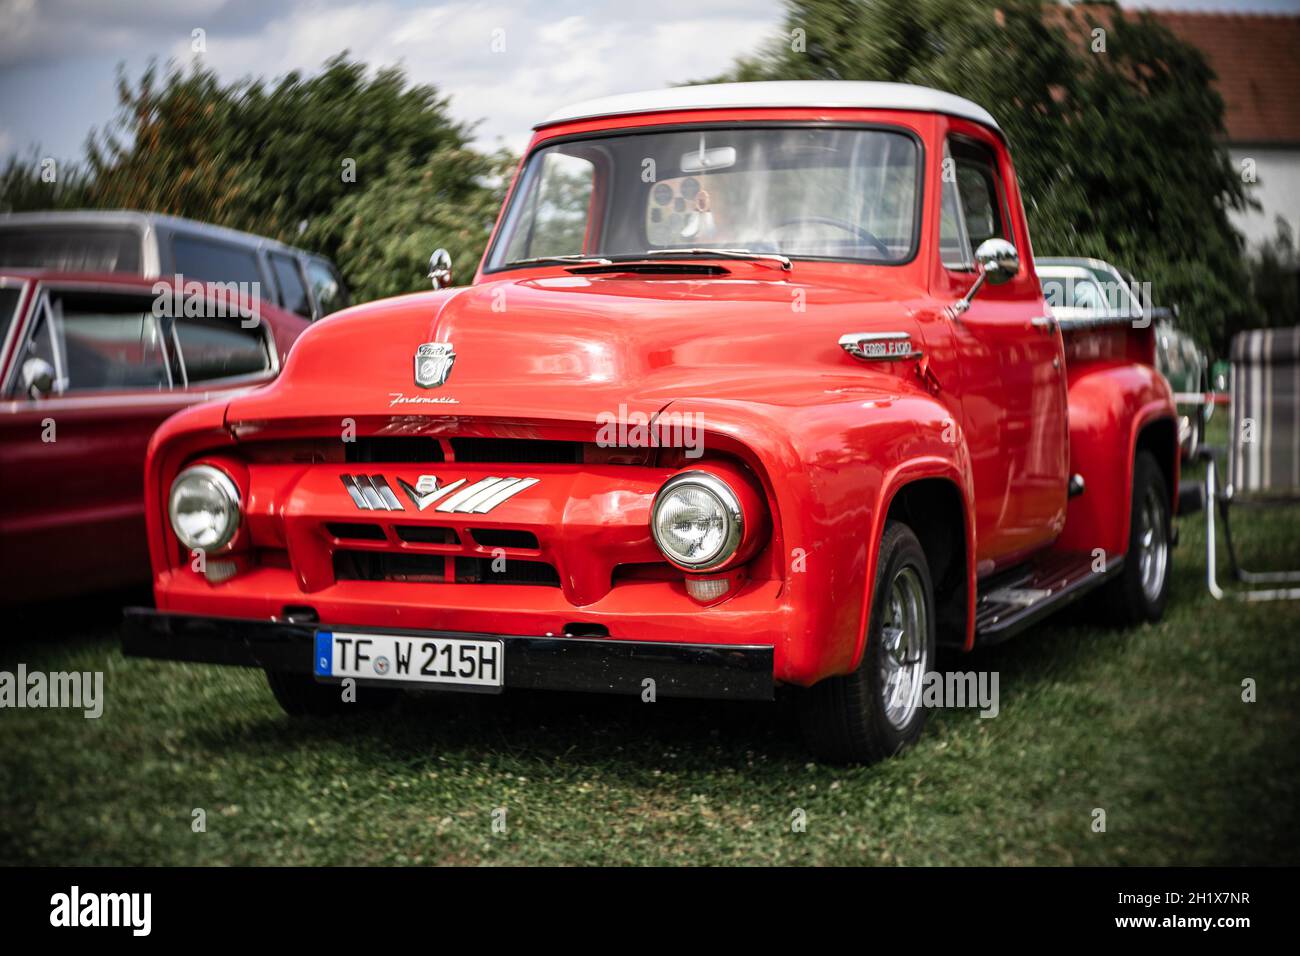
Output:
[{"xmin": 415, "ymin": 342, "xmax": 456, "ymax": 388}]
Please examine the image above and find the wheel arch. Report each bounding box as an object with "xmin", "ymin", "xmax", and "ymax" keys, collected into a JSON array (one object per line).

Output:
[{"xmin": 851, "ymin": 461, "xmax": 976, "ymax": 668}]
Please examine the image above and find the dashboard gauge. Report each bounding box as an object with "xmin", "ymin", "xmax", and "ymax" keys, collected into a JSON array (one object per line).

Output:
[
  {"xmin": 653, "ymin": 183, "xmax": 673, "ymax": 205},
  {"xmin": 680, "ymin": 177, "xmax": 700, "ymax": 200}
]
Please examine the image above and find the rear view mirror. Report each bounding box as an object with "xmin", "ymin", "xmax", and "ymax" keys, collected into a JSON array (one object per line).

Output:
[
  {"xmin": 681, "ymin": 142, "xmax": 736, "ymax": 173},
  {"xmin": 428, "ymin": 248, "xmax": 453, "ymax": 290},
  {"xmin": 974, "ymin": 238, "xmax": 1019, "ymax": 285}
]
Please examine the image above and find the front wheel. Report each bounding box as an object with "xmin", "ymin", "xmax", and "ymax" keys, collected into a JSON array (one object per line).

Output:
[
  {"xmin": 1105, "ymin": 450, "xmax": 1172, "ymax": 625},
  {"xmin": 798, "ymin": 520, "xmax": 936, "ymax": 764}
]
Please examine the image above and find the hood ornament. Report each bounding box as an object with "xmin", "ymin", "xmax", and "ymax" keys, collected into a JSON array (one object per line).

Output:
[{"xmin": 415, "ymin": 342, "xmax": 456, "ymax": 388}]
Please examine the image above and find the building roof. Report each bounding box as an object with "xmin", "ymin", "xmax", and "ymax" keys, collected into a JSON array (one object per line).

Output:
[
  {"xmin": 1144, "ymin": 11, "xmax": 1300, "ymax": 145},
  {"xmin": 537, "ymin": 81, "xmax": 1002, "ymax": 134}
]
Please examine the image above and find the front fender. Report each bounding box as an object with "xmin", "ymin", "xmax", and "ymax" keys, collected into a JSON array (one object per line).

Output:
[{"xmin": 671, "ymin": 379, "xmax": 974, "ymax": 685}]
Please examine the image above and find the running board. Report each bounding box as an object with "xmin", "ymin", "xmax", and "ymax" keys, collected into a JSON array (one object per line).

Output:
[{"xmin": 975, "ymin": 551, "xmax": 1124, "ymax": 644}]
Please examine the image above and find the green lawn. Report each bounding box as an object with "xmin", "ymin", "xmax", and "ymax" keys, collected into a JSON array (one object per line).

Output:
[{"xmin": 2, "ymin": 442, "xmax": 1298, "ymax": 866}]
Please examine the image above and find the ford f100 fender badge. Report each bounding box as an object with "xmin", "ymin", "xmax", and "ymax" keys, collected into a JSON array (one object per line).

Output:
[{"xmin": 415, "ymin": 342, "xmax": 456, "ymax": 388}]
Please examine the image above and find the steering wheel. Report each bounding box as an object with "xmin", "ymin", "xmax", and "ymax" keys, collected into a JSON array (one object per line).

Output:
[{"xmin": 774, "ymin": 216, "xmax": 891, "ymax": 258}]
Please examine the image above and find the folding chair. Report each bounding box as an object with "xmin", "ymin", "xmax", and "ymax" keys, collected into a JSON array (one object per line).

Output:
[{"xmin": 1205, "ymin": 325, "xmax": 1300, "ymax": 601}]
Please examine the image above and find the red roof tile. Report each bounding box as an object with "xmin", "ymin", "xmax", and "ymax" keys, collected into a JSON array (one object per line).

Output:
[{"xmin": 1142, "ymin": 10, "xmax": 1300, "ymax": 144}]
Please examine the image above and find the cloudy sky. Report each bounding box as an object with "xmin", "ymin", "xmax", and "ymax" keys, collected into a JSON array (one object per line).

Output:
[{"xmin": 2, "ymin": 0, "xmax": 1299, "ymax": 162}]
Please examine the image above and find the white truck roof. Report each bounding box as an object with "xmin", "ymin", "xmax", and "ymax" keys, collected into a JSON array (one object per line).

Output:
[{"xmin": 538, "ymin": 81, "xmax": 1002, "ymax": 134}]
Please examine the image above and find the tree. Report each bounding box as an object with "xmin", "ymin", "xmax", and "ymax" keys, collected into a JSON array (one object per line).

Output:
[
  {"xmin": 317, "ymin": 146, "xmax": 514, "ymax": 301},
  {"xmin": 2, "ymin": 54, "xmax": 511, "ymax": 303},
  {"xmin": 706, "ymin": 0, "xmax": 1253, "ymax": 351}
]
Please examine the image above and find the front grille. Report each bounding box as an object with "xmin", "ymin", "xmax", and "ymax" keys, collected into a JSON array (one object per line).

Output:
[
  {"xmin": 470, "ymin": 528, "xmax": 539, "ymax": 549},
  {"xmin": 450, "ymin": 438, "xmax": 581, "ymax": 463},
  {"xmin": 346, "ymin": 437, "xmax": 443, "ymax": 463},
  {"xmin": 455, "ymin": 557, "xmax": 560, "ymax": 586},
  {"xmin": 334, "ymin": 550, "xmax": 560, "ymax": 587},
  {"xmin": 394, "ymin": 525, "xmax": 459, "ymax": 544},
  {"xmin": 325, "ymin": 522, "xmax": 386, "ymax": 541}
]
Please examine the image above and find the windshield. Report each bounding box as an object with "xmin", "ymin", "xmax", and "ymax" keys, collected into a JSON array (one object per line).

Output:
[{"xmin": 486, "ymin": 126, "xmax": 920, "ymax": 270}]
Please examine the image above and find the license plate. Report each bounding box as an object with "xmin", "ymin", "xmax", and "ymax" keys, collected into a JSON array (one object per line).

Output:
[{"xmin": 314, "ymin": 631, "xmax": 504, "ymax": 689}]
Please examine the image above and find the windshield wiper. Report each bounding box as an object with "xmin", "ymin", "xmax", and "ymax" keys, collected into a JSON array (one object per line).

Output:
[
  {"xmin": 640, "ymin": 248, "xmax": 792, "ymax": 271},
  {"xmin": 505, "ymin": 254, "xmax": 613, "ymax": 267}
]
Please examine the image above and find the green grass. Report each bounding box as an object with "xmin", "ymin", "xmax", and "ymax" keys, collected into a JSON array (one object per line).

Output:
[{"xmin": 2, "ymin": 438, "xmax": 1298, "ymax": 865}]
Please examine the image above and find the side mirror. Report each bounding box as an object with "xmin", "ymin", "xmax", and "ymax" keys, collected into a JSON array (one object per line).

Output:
[
  {"xmin": 428, "ymin": 248, "xmax": 453, "ymax": 290},
  {"xmin": 974, "ymin": 238, "xmax": 1019, "ymax": 285},
  {"xmin": 20, "ymin": 357, "xmax": 55, "ymax": 399},
  {"xmin": 947, "ymin": 238, "xmax": 1020, "ymax": 319}
]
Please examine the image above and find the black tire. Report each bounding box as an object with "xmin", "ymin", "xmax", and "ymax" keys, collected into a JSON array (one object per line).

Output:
[
  {"xmin": 265, "ymin": 671, "xmax": 400, "ymax": 717},
  {"xmin": 1105, "ymin": 450, "xmax": 1172, "ymax": 626},
  {"xmin": 798, "ymin": 520, "xmax": 936, "ymax": 764}
]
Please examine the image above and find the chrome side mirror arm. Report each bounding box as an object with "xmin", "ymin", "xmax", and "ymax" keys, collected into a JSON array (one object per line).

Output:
[{"xmin": 945, "ymin": 238, "xmax": 1020, "ymax": 320}]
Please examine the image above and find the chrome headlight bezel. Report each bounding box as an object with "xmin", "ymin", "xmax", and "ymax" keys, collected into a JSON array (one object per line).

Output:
[
  {"xmin": 650, "ymin": 471, "xmax": 744, "ymax": 572},
  {"xmin": 168, "ymin": 464, "xmax": 242, "ymax": 553}
]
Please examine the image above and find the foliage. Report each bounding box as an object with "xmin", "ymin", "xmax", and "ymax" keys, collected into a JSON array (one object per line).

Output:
[
  {"xmin": 0, "ymin": 151, "xmax": 90, "ymax": 213},
  {"xmin": 706, "ymin": 0, "xmax": 1255, "ymax": 351},
  {"xmin": 1245, "ymin": 218, "xmax": 1300, "ymax": 332},
  {"xmin": 3, "ymin": 55, "xmax": 512, "ymax": 303},
  {"xmin": 318, "ymin": 146, "xmax": 514, "ymax": 301}
]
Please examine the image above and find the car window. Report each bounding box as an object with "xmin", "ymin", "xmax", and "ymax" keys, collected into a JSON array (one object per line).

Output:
[
  {"xmin": 172, "ymin": 313, "xmax": 271, "ymax": 384},
  {"xmin": 0, "ymin": 226, "xmax": 142, "ymax": 273},
  {"xmin": 502, "ymin": 151, "xmax": 595, "ymax": 262},
  {"xmin": 941, "ymin": 139, "xmax": 1008, "ymax": 270},
  {"xmin": 14, "ymin": 290, "xmax": 170, "ymax": 396},
  {"xmin": 269, "ymin": 252, "xmax": 310, "ymax": 317},
  {"xmin": 0, "ymin": 286, "xmax": 21, "ymax": 345},
  {"xmin": 304, "ymin": 258, "xmax": 349, "ymax": 316},
  {"xmin": 490, "ymin": 126, "xmax": 920, "ymax": 267},
  {"xmin": 939, "ymin": 145, "xmax": 972, "ymax": 270},
  {"xmin": 171, "ymin": 234, "xmax": 264, "ymax": 288}
]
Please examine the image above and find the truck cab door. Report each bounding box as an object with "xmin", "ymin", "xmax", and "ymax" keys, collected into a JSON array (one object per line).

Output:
[{"xmin": 932, "ymin": 133, "xmax": 1067, "ymax": 571}]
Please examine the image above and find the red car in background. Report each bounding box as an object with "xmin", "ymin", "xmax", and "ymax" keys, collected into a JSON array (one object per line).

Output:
[{"xmin": 0, "ymin": 270, "xmax": 309, "ymax": 603}]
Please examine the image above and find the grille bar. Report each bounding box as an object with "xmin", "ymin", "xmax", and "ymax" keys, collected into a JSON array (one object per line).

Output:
[{"xmin": 340, "ymin": 474, "xmax": 406, "ymax": 511}]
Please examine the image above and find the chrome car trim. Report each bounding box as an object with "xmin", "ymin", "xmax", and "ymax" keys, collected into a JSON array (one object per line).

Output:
[
  {"xmin": 651, "ymin": 471, "xmax": 744, "ymax": 572},
  {"xmin": 469, "ymin": 477, "xmax": 541, "ymax": 514},
  {"xmin": 344, "ymin": 473, "xmax": 540, "ymax": 514},
  {"xmin": 839, "ymin": 331, "xmax": 922, "ymax": 362},
  {"xmin": 396, "ymin": 475, "xmax": 466, "ymax": 511}
]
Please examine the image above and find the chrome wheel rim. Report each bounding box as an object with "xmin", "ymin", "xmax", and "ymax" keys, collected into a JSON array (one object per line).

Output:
[
  {"xmin": 879, "ymin": 565, "xmax": 928, "ymax": 730},
  {"xmin": 1137, "ymin": 486, "xmax": 1169, "ymax": 604}
]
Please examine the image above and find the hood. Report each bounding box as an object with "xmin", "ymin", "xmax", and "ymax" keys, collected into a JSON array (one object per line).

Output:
[{"xmin": 225, "ymin": 270, "xmax": 927, "ymax": 430}]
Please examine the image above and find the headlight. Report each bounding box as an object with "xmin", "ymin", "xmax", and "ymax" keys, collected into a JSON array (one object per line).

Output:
[
  {"xmin": 651, "ymin": 471, "xmax": 743, "ymax": 571},
  {"xmin": 169, "ymin": 464, "xmax": 241, "ymax": 552}
]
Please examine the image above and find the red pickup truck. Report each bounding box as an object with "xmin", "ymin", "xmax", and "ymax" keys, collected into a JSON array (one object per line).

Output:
[{"xmin": 123, "ymin": 82, "xmax": 1178, "ymax": 763}]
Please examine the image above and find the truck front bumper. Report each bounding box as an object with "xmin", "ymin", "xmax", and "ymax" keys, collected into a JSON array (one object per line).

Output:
[{"xmin": 121, "ymin": 608, "xmax": 775, "ymax": 701}]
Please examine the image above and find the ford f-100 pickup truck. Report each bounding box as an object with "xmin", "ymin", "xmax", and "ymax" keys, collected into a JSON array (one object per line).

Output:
[{"xmin": 123, "ymin": 81, "xmax": 1179, "ymax": 763}]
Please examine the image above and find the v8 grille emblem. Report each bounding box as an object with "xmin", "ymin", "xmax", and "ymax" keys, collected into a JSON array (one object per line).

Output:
[{"xmin": 340, "ymin": 474, "xmax": 539, "ymax": 514}]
